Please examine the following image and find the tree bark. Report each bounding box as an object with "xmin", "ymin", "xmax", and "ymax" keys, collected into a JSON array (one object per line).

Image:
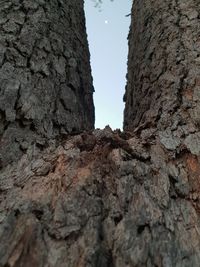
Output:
[
  {"xmin": 124, "ymin": 0, "xmax": 200, "ymax": 135},
  {"xmin": 0, "ymin": 0, "xmax": 94, "ymax": 168},
  {"xmin": 1, "ymin": 0, "xmax": 200, "ymax": 267}
]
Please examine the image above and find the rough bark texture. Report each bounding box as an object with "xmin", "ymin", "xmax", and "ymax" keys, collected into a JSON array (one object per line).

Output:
[
  {"xmin": 124, "ymin": 0, "xmax": 200, "ymax": 134},
  {"xmin": 1, "ymin": 0, "xmax": 200, "ymax": 267},
  {"xmin": 0, "ymin": 0, "xmax": 94, "ymax": 168},
  {"xmin": 1, "ymin": 128, "xmax": 200, "ymax": 267}
]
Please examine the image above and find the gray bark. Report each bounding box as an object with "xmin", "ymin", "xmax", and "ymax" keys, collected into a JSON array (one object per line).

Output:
[
  {"xmin": 0, "ymin": 0, "xmax": 95, "ymax": 168},
  {"xmin": 1, "ymin": 0, "xmax": 200, "ymax": 267},
  {"xmin": 124, "ymin": 0, "xmax": 200, "ymax": 134}
]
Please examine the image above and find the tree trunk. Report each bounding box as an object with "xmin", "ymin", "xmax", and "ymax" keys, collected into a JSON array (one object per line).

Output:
[
  {"xmin": 1, "ymin": 0, "xmax": 200, "ymax": 267},
  {"xmin": 124, "ymin": 0, "xmax": 200, "ymax": 135},
  {"xmin": 0, "ymin": 0, "xmax": 94, "ymax": 168}
]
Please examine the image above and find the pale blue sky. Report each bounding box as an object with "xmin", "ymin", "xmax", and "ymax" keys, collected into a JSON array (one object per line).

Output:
[{"xmin": 84, "ymin": 0, "xmax": 132, "ymax": 129}]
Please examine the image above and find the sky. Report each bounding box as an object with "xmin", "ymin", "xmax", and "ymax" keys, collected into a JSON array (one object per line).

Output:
[{"xmin": 84, "ymin": 0, "xmax": 132, "ymax": 129}]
